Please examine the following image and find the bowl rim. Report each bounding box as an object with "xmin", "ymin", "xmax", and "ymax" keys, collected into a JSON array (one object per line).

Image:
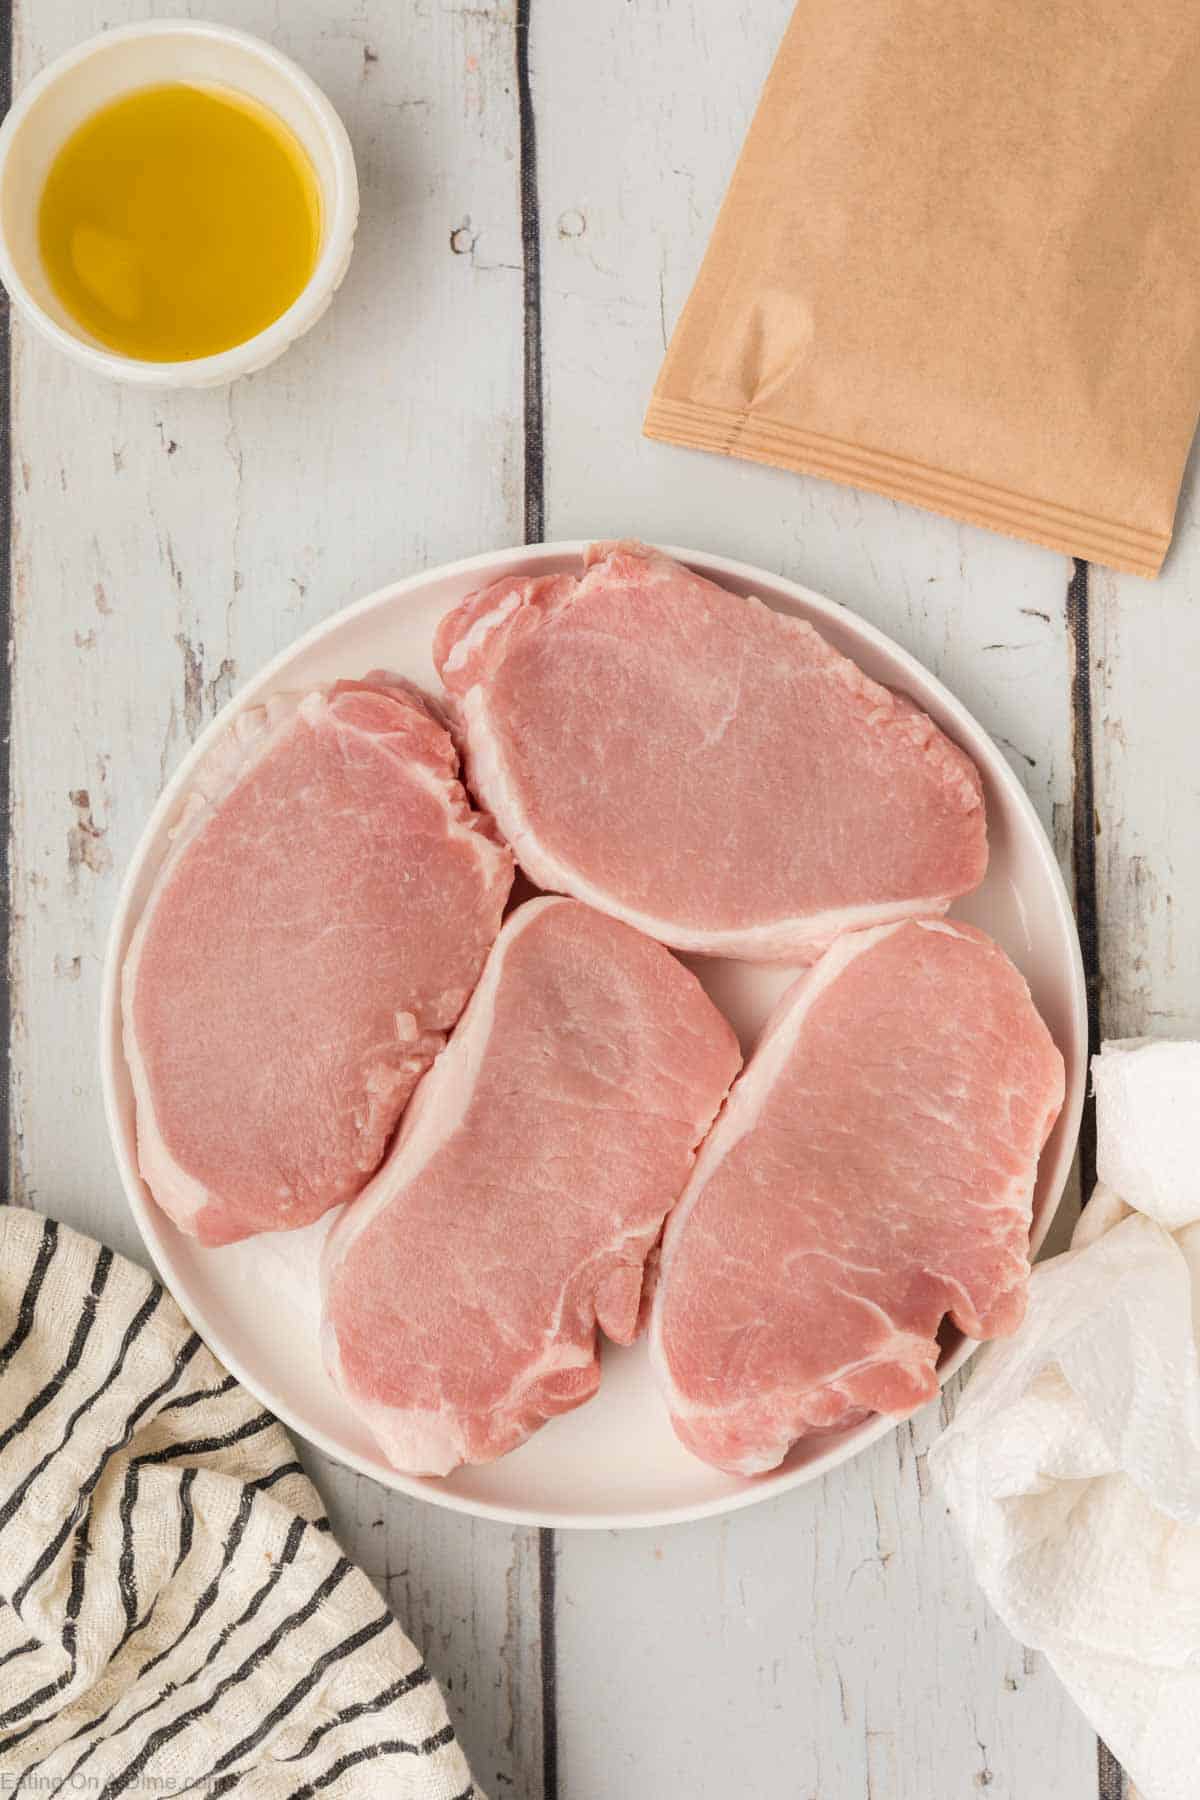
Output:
[
  {"xmin": 99, "ymin": 540, "xmax": 1088, "ymax": 1528},
  {"xmin": 0, "ymin": 19, "xmax": 359, "ymax": 387}
]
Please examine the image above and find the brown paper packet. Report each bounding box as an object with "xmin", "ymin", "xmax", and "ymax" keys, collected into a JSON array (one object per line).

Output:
[{"xmin": 645, "ymin": 1, "xmax": 1200, "ymax": 577}]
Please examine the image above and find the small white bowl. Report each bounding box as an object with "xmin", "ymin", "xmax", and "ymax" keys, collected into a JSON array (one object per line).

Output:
[{"xmin": 0, "ymin": 20, "xmax": 358, "ymax": 387}]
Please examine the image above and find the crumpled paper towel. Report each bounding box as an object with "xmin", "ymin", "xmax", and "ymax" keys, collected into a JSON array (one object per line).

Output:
[
  {"xmin": 1092, "ymin": 1038, "xmax": 1200, "ymax": 1229},
  {"xmin": 931, "ymin": 1039, "xmax": 1200, "ymax": 1800}
]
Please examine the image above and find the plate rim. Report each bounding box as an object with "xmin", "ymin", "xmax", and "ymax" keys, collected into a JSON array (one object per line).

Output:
[{"xmin": 99, "ymin": 540, "xmax": 1088, "ymax": 1530}]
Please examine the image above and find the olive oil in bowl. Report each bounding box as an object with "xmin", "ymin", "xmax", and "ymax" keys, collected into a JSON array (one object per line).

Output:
[{"xmin": 39, "ymin": 82, "xmax": 321, "ymax": 363}]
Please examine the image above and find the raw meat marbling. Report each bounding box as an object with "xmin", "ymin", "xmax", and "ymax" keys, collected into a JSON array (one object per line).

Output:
[
  {"xmin": 435, "ymin": 542, "xmax": 987, "ymax": 962},
  {"xmin": 123, "ymin": 677, "xmax": 513, "ymax": 1246},
  {"xmin": 651, "ymin": 917, "xmax": 1065, "ymax": 1475},
  {"xmin": 322, "ymin": 896, "xmax": 741, "ymax": 1475}
]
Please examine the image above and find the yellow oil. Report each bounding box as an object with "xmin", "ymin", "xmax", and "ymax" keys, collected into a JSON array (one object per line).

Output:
[{"xmin": 38, "ymin": 82, "xmax": 322, "ymax": 362}]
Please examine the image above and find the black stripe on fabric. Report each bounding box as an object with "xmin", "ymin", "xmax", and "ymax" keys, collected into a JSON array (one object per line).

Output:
[
  {"xmin": 8, "ymin": 1321, "xmax": 199, "ymax": 1618},
  {"xmin": 128, "ymin": 1461, "xmax": 304, "ymax": 1686},
  {"xmin": 285, "ymin": 1729, "xmax": 460, "ymax": 1800},
  {"xmin": 42, "ymin": 1511, "xmax": 310, "ymax": 1794},
  {"xmin": 61, "ymin": 1518, "xmax": 90, "ymax": 1655},
  {"xmin": 117, "ymin": 1463, "xmax": 140, "ymax": 1635},
  {"xmin": 159, "ymin": 1373, "xmax": 239, "ymax": 1415},
  {"xmin": 1098, "ymin": 1738, "xmax": 1127, "ymax": 1800},
  {"xmin": 137, "ymin": 1483, "xmax": 259, "ymax": 1682},
  {"xmin": 103, "ymin": 1556, "xmax": 353, "ymax": 1798},
  {"xmin": 0, "ymin": 1521, "xmax": 88, "ymax": 1732},
  {"xmin": 133, "ymin": 1408, "xmax": 276, "ymax": 1467},
  {"xmin": 0, "ymin": 1219, "xmax": 58, "ymax": 1371},
  {"xmin": 174, "ymin": 1466, "xmax": 197, "ymax": 1574},
  {"xmin": 205, "ymin": 1610, "xmax": 395, "ymax": 1780},
  {"xmin": 43, "ymin": 1460, "xmax": 203, "ymax": 1730},
  {"xmin": 0, "ymin": 1285, "xmax": 165, "ymax": 1544},
  {"xmin": 174, "ymin": 1509, "xmax": 308, "ymax": 1697},
  {"xmin": 66, "ymin": 1392, "xmax": 268, "ymax": 1730},
  {"xmin": 0, "ymin": 1635, "xmax": 39, "ymax": 1672},
  {"xmin": 0, "ymin": 1245, "xmax": 112, "ymax": 1455},
  {"xmin": 212, "ymin": 1511, "xmax": 307, "ymax": 1639},
  {"xmin": 280, "ymin": 1665, "xmax": 433, "ymax": 1763},
  {"xmin": 0, "ymin": 1657, "xmax": 62, "ymax": 1739},
  {"xmin": 245, "ymin": 1459, "xmax": 329, "ymax": 1521},
  {"xmin": 247, "ymin": 1458, "xmax": 304, "ymax": 1492}
]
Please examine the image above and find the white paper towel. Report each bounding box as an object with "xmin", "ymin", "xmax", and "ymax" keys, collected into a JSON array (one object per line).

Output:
[
  {"xmin": 1092, "ymin": 1039, "xmax": 1200, "ymax": 1229},
  {"xmin": 932, "ymin": 1040, "xmax": 1200, "ymax": 1800}
]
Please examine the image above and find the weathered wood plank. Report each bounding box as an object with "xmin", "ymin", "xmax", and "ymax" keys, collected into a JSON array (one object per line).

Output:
[
  {"xmin": 7, "ymin": 2, "xmax": 539, "ymax": 1791},
  {"xmin": 1087, "ymin": 470, "xmax": 1200, "ymax": 1800},
  {"xmin": 556, "ymin": 1399, "xmax": 1088, "ymax": 1800},
  {"xmin": 5, "ymin": 1, "xmax": 1139, "ymax": 1795},
  {"xmin": 1092, "ymin": 469, "xmax": 1200, "ymax": 1041},
  {"xmin": 314, "ymin": 1456, "xmax": 544, "ymax": 1797},
  {"xmin": 1079, "ymin": 483, "xmax": 1200, "ymax": 1800},
  {"xmin": 533, "ymin": 3, "xmax": 1095, "ymax": 1794}
]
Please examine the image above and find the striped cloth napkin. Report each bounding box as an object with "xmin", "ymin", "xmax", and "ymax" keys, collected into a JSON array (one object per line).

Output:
[{"xmin": 0, "ymin": 1206, "xmax": 478, "ymax": 1798}]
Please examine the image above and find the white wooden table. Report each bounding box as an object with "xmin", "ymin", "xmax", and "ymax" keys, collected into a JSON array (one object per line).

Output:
[{"xmin": 6, "ymin": 3, "xmax": 1192, "ymax": 1794}]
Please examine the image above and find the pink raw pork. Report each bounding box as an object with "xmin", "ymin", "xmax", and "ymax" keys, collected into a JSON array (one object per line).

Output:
[
  {"xmin": 322, "ymin": 896, "xmax": 741, "ymax": 1475},
  {"xmin": 123, "ymin": 677, "xmax": 513, "ymax": 1246},
  {"xmin": 651, "ymin": 918, "xmax": 1065, "ymax": 1475},
  {"xmin": 434, "ymin": 542, "xmax": 987, "ymax": 962}
]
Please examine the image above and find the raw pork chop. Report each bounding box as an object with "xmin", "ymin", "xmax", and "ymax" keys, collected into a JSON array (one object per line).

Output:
[
  {"xmin": 124, "ymin": 677, "xmax": 513, "ymax": 1246},
  {"xmin": 651, "ymin": 918, "xmax": 1064, "ymax": 1475},
  {"xmin": 434, "ymin": 542, "xmax": 987, "ymax": 961},
  {"xmin": 322, "ymin": 896, "xmax": 741, "ymax": 1474}
]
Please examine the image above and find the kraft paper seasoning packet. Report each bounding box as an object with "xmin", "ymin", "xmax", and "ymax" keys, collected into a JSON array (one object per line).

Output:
[{"xmin": 645, "ymin": 0, "xmax": 1200, "ymax": 577}]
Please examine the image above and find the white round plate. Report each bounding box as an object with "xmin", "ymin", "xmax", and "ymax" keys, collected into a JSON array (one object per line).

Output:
[{"xmin": 101, "ymin": 543, "xmax": 1086, "ymax": 1530}]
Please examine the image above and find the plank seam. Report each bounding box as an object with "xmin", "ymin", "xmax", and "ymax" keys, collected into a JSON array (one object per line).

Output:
[
  {"xmin": 1067, "ymin": 559, "xmax": 1100, "ymax": 1199},
  {"xmin": 516, "ymin": 0, "xmax": 544, "ymax": 547},
  {"xmin": 515, "ymin": 6, "xmax": 556, "ymax": 1798},
  {"xmin": 537, "ymin": 1526, "xmax": 557, "ymax": 1800},
  {"xmin": 1068, "ymin": 560, "xmax": 1127, "ymax": 1800},
  {"xmin": 0, "ymin": 0, "xmax": 13, "ymax": 1213}
]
